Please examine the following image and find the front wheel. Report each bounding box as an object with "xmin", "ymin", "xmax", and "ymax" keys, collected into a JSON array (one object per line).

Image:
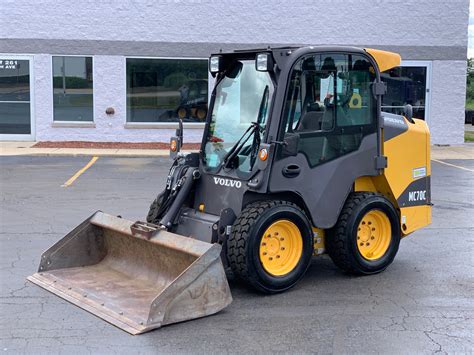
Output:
[
  {"xmin": 326, "ymin": 192, "xmax": 401, "ymax": 275},
  {"xmin": 227, "ymin": 200, "xmax": 313, "ymax": 294},
  {"xmin": 146, "ymin": 191, "xmax": 166, "ymax": 224}
]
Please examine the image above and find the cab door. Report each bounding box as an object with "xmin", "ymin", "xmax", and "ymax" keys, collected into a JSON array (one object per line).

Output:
[{"xmin": 269, "ymin": 52, "xmax": 379, "ymax": 228}]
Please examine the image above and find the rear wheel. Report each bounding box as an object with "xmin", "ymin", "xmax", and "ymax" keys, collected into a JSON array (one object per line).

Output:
[
  {"xmin": 326, "ymin": 192, "xmax": 400, "ymax": 275},
  {"xmin": 227, "ymin": 200, "xmax": 313, "ymax": 294}
]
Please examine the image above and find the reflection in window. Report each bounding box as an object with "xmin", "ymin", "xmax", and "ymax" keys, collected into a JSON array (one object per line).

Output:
[
  {"xmin": 0, "ymin": 59, "xmax": 31, "ymax": 134},
  {"xmin": 381, "ymin": 66, "xmax": 427, "ymax": 120},
  {"xmin": 53, "ymin": 56, "xmax": 93, "ymax": 122},
  {"xmin": 282, "ymin": 53, "xmax": 376, "ymax": 167},
  {"xmin": 126, "ymin": 58, "xmax": 208, "ymax": 123}
]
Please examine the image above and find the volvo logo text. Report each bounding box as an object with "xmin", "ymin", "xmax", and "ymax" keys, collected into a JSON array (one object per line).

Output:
[{"xmin": 213, "ymin": 177, "xmax": 242, "ymax": 188}]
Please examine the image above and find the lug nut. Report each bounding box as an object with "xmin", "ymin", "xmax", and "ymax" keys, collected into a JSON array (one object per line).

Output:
[
  {"xmin": 263, "ymin": 252, "xmax": 267, "ymax": 255},
  {"xmin": 262, "ymin": 242, "xmax": 266, "ymax": 246},
  {"xmin": 372, "ymin": 228, "xmax": 375, "ymax": 231},
  {"xmin": 269, "ymin": 257, "xmax": 273, "ymax": 261},
  {"xmin": 281, "ymin": 247, "xmax": 285, "ymax": 250},
  {"xmin": 280, "ymin": 237, "xmax": 284, "ymax": 241},
  {"xmin": 276, "ymin": 255, "xmax": 280, "ymax": 258},
  {"xmin": 366, "ymin": 243, "xmax": 370, "ymax": 246},
  {"xmin": 371, "ymin": 236, "xmax": 375, "ymax": 240}
]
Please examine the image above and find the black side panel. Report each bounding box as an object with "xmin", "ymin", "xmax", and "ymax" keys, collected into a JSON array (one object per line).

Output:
[
  {"xmin": 268, "ymin": 133, "xmax": 378, "ymax": 228},
  {"xmin": 397, "ymin": 176, "xmax": 431, "ymax": 207},
  {"xmin": 382, "ymin": 112, "xmax": 408, "ymax": 141},
  {"xmin": 193, "ymin": 173, "xmax": 246, "ymax": 216}
]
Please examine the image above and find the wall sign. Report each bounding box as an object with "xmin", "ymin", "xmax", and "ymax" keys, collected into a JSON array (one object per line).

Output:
[{"xmin": 0, "ymin": 60, "xmax": 19, "ymax": 70}]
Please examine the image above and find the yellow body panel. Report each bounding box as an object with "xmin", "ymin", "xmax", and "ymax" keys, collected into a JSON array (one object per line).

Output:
[
  {"xmin": 355, "ymin": 118, "xmax": 431, "ymax": 236},
  {"xmin": 383, "ymin": 118, "xmax": 431, "ymax": 199},
  {"xmin": 399, "ymin": 205, "xmax": 432, "ymax": 235},
  {"xmin": 364, "ymin": 48, "xmax": 401, "ymax": 72}
]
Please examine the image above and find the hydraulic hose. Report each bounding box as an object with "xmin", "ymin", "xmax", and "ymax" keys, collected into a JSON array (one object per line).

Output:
[{"xmin": 159, "ymin": 167, "xmax": 197, "ymax": 229}]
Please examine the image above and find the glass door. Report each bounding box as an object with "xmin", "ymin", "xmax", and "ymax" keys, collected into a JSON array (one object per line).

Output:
[
  {"xmin": 381, "ymin": 61, "xmax": 432, "ymax": 123},
  {"xmin": 0, "ymin": 56, "xmax": 34, "ymax": 140}
]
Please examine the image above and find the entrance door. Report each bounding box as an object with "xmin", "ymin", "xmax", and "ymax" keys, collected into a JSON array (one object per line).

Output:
[
  {"xmin": 0, "ymin": 56, "xmax": 34, "ymax": 140},
  {"xmin": 380, "ymin": 61, "xmax": 432, "ymax": 124}
]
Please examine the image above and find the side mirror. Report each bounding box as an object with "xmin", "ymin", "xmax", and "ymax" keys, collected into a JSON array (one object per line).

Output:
[
  {"xmin": 281, "ymin": 133, "xmax": 299, "ymax": 157},
  {"xmin": 403, "ymin": 104, "xmax": 414, "ymax": 123}
]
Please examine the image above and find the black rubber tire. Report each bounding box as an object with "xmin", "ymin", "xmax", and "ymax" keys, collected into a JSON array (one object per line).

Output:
[
  {"xmin": 326, "ymin": 192, "xmax": 401, "ymax": 275},
  {"xmin": 146, "ymin": 191, "xmax": 166, "ymax": 224},
  {"xmin": 227, "ymin": 200, "xmax": 313, "ymax": 294}
]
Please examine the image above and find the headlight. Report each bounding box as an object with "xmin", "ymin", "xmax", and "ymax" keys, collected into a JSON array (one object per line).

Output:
[
  {"xmin": 256, "ymin": 53, "xmax": 273, "ymax": 72},
  {"xmin": 209, "ymin": 55, "xmax": 223, "ymax": 73}
]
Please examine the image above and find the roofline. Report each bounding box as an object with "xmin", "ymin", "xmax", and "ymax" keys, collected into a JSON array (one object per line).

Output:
[{"xmin": 210, "ymin": 45, "xmax": 402, "ymax": 74}]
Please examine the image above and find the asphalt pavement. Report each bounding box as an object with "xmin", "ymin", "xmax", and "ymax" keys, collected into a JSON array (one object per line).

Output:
[{"xmin": 0, "ymin": 156, "xmax": 473, "ymax": 354}]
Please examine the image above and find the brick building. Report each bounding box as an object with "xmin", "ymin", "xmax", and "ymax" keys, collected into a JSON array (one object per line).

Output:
[{"xmin": 0, "ymin": 0, "xmax": 470, "ymax": 144}]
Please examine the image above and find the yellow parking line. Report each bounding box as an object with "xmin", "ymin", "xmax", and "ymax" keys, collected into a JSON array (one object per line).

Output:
[
  {"xmin": 432, "ymin": 159, "xmax": 474, "ymax": 173},
  {"xmin": 62, "ymin": 156, "xmax": 99, "ymax": 187}
]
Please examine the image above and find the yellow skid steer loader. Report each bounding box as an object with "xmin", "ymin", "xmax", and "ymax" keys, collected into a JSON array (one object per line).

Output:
[{"xmin": 28, "ymin": 46, "xmax": 431, "ymax": 334}]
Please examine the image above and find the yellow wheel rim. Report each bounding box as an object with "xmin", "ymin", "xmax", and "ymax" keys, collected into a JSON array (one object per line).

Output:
[
  {"xmin": 197, "ymin": 108, "xmax": 207, "ymax": 120},
  {"xmin": 259, "ymin": 219, "xmax": 303, "ymax": 276},
  {"xmin": 177, "ymin": 108, "xmax": 187, "ymax": 119},
  {"xmin": 357, "ymin": 210, "xmax": 392, "ymax": 260}
]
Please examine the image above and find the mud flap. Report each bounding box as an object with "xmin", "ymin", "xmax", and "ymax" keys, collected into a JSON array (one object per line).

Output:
[{"xmin": 27, "ymin": 211, "xmax": 232, "ymax": 335}]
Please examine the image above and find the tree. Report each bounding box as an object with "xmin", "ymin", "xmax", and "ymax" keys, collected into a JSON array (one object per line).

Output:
[{"xmin": 466, "ymin": 58, "xmax": 474, "ymax": 110}]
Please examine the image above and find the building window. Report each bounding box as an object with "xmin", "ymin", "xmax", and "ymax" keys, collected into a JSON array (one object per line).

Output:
[
  {"xmin": 126, "ymin": 58, "xmax": 208, "ymax": 123},
  {"xmin": 381, "ymin": 66, "xmax": 427, "ymax": 120},
  {"xmin": 0, "ymin": 59, "xmax": 31, "ymax": 135},
  {"xmin": 52, "ymin": 56, "xmax": 93, "ymax": 122}
]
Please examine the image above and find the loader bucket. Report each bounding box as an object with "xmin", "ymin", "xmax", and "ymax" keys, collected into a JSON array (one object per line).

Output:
[{"xmin": 27, "ymin": 211, "xmax": 232, "ymax": 335}]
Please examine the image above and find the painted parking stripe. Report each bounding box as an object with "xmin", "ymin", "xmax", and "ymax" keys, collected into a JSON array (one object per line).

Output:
[
  {"xmin": 62, "ymin": 156, "xmax": 99, "ymax": 187},
  {"xmin": 432, "ymin": 159, "xmax": 474, "ymax": 173}
]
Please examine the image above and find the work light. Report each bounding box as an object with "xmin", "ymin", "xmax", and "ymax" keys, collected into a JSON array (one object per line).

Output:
[
  {"xmin": 209, "ymin": 55, "xmax": 223, "ymax": 73},
  {"xmin": 256, "ymin": 53, "xmax": 273, "ymax": 72}
]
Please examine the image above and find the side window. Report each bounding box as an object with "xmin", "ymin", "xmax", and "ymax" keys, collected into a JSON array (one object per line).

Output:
[{"xmin": 281, "ymin": 53, "xmax": 376, "ymax": 167}]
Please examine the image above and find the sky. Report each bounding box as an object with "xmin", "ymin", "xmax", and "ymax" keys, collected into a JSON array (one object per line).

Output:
[{"xmin": 469, "ymin": 0, "xmax": 474, "ymax": 58}]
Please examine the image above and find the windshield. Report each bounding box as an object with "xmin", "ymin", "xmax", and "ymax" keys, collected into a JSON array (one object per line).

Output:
[{"xmin": 204, "ymin": 60, "xmax": 274, "ymax": 175}]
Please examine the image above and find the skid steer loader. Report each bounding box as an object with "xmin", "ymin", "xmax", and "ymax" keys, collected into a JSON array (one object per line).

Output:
[{"xmin": 28, "ymin": 46, "xmax": 432, "ymax": 334}]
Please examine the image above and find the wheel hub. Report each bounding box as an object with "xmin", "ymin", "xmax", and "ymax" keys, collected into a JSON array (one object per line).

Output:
[
  {"xmin": 357, "ymin": 210, "xmax": 391, "ymax": 260},
  {"xmin": 259, "ymin": 220, "xmax": 303, "ymax": 276}
]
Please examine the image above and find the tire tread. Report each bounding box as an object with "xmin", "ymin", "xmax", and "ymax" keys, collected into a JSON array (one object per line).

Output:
[
  {"xmin": 327, "ymin": 192, "xmax": 382, "ymax": 274},
  {"xmin": 227, "ymin": 200, "xmax": 298, "ymax": 283}
]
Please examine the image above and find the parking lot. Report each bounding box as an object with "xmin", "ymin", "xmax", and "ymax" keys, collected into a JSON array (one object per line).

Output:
[{"xmin": 0, "ymin": 155, "xmax": 473, "ymax": 354}]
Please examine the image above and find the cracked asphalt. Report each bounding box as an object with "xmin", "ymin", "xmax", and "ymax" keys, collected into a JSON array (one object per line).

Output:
[{"xmin": 0, "ymin": 156, "xmax": 473, "ymax": 354}]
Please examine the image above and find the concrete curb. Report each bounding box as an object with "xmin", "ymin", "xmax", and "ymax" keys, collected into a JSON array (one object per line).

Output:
[
  {"xmin": 1, "ymin": 142, "xmax": 472, "ymax": 159},
  {"xmin": 0, "ymin": 143, "xmax": 194, "ymax": 157}
]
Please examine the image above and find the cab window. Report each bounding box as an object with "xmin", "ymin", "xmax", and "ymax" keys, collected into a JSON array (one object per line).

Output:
[{"xmin": 281, "ymin": 53, "xmax": 376, "ymax": 167}]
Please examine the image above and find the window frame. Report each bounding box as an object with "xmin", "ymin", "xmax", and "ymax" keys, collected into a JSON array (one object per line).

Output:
[
  {"xmin": 0, "ymin": 54, "xmax": 36, "ymax": 141},
  {"xmin": 124, "ymin": 56, "xmax": 210, "ymax": 129},
  {"xmin": 51, "ymin": 55, "xmax": 95, "ymax": 124}
]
